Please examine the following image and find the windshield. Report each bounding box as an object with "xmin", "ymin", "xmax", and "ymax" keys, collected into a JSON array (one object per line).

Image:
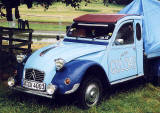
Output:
[{"xmin": 67, "ymin": 23, "xmax": 115, "ymax": 40}]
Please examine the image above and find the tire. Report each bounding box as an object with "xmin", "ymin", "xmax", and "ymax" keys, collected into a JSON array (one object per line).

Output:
[{"xmin": 78, "ymin": 76, "xmax": 103, "ymax": 109}]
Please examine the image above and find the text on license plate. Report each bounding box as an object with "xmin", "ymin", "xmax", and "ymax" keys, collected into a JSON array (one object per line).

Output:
[{"xmin": 23, "ymin": 80, "xmax": 46, "ymax": 91}]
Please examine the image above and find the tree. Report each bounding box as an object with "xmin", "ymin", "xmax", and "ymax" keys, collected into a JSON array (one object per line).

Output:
[
  {"xmin": 106, "ymin": 0, "xmax": 133, "ymax": 4},
  {"xmin": 114, "ymin": 0, "xmax": 133, "ymax": 5},
  {"xmin": 0, "ymin": 0, "xmax": 109, "ymax": 8}
]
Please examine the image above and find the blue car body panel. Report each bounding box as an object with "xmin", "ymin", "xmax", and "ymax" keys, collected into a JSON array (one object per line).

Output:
[
  {"xmin": 23, "ymin": 41, "xmax": 106, "ymax": 86},
  {"xmin": 51, "ymin": 60, "xmax": 105, "ymax": 94}
]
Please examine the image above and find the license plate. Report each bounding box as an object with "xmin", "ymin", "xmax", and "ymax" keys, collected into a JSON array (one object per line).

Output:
[{"xmin": 23, "ymin": 80, "xmax": 46, "ymax": 91}]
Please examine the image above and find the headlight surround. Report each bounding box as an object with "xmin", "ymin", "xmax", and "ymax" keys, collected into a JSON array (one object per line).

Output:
[
  {"xmin": 46, "ymin": 84, "xmax": 56, "ymax": 95},
  {"xmin": 16, "ymin": 54, "xmax": 26, "ymax": 63},
  {"xmin": 55, "ymin": 58, "xmax": 66, "ymax": 71},
  {"xmin": 8, "ymin": 77, "xmax": 15, "ymax": 87}
]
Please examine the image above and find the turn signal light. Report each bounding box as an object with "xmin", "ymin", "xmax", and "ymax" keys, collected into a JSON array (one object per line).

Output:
[{"xmin": 65, "ymin": 78, "xmax": 71, "ymax": 85}]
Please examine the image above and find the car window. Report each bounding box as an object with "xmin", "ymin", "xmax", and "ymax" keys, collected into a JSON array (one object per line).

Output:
[
  {"xmin": 67, "ymin": 23, "xmax": 115, "ymax": 40},
  {"xmin": 114, "ymin": 22, "xmax": 134, "ymax": 45},
  {"xmin": 136, "ymin": 23, "xmax": 141, "ymax": 41}
]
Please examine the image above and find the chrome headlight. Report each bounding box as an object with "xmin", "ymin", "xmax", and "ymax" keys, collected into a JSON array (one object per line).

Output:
[
  {"xmin": 16, "ymin": 54, "xmax": 26, "ymax": 63},
  {"xmin": 55, "ymin": 58, "xmax": 66, "ymax": 71},
  {"xmin": 46, "ymin": 84, "xmax": 56, "ymax": 95},
  {"xmin": 8, "ymin": 77, "xmax": 15, "ymax": 87}
]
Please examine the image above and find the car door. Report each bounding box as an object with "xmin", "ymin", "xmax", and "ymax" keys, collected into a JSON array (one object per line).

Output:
[
  {"xmin": 108, "ymin": 20, "xmax": 138, "ymax": 82},
  {"xmin": 134, "ymin": 19, "xmax": 143, "ymax": 75}
]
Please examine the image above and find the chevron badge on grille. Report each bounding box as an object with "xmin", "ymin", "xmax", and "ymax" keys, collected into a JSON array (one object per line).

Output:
[{"xmin": 30, "ymin": 70, "xmax": 36, "ymax": 81}]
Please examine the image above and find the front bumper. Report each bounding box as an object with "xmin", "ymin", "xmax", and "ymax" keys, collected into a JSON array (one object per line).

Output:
[{"xmin": 10, "ymin": 86, "xmax": 53, "ymax": 98}]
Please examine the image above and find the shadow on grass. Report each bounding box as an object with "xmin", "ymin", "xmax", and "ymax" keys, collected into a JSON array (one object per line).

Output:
[{"xmin": 105, "ymin": 77, "xmax": 146, "ymax": 99}]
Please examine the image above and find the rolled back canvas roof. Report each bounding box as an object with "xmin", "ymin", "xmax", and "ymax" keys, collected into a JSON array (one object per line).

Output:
[
  {"xmin": 119, "ymin": 0, "xmax": 160, "ymax": 58},
  {"xmin": 73, "ymin": 14, "xmax": 127, "ymax": 23}
]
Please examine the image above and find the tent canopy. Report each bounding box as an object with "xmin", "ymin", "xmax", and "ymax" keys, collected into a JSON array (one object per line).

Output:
[{"xmin": 119, "ymin": 0, "xmax": 160, "ymax": 58}]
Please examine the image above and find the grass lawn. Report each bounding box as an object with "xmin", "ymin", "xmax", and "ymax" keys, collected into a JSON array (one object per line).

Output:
[
  {"xmin": 1, "ymin": 78, "xmax": 160, "ymax": 113},
  {"xmin": 18, "ymin": 2, "xmax": 124, "ymax": 23},
  {"xmin": 0, "ymin": 21, "xmax": 67, "ymax": 31},
  {"xmin": 0, "ymin": 2, "xmax": 124, "ymax": 31}
]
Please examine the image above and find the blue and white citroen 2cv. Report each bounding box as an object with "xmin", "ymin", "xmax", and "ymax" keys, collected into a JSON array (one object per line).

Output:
[{"xmin": 8, "ymin": 14, "xmax": 144, "ymax": 108}]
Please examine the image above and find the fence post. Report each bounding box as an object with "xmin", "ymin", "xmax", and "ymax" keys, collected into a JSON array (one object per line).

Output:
[{"xmin": 28, "ymin": 32, "xmax": 32, "ymax": 54}]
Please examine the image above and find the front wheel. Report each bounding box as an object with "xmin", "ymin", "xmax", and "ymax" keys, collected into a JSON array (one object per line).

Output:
[{"xmin": 78, "ymin": 77, "xmax": 103, "ymax": 109}]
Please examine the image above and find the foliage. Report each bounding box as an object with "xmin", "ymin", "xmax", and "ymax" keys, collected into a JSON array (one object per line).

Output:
[
  {"xmin": 114, "ymin": 0, "xmax": 133, "ymax": 5},
  {"xmin": 0, "ymin": 0, "xmax": 109, "ymax": 9},
  {"xmin": 29, "ymin": 0, "xmax": 132, "ymax": 7}
]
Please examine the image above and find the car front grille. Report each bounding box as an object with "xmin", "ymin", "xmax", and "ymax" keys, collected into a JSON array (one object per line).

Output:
[{"xmin": 25, "ymin": 69, "xmax": 45, "ymax": 82}]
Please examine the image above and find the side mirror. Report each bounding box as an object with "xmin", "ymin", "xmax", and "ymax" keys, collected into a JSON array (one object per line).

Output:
[
  {"xmin": 66, "ymin": 26, "xmax": 70, "ymax": 33},
  {"xmin": 114, "ymin": 39, "xmax": 124, "ymax": 45}
]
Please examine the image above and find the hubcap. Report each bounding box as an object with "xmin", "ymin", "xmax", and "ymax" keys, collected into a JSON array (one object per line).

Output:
[{"xmin": 85, "ymin": 83, "xmax": 100, "ymax": 107}]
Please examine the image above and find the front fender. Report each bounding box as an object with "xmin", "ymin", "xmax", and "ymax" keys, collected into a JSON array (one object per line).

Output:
[{"xmin": 51, "ymin": 60, "xmax": 105, "ymax": 94}]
